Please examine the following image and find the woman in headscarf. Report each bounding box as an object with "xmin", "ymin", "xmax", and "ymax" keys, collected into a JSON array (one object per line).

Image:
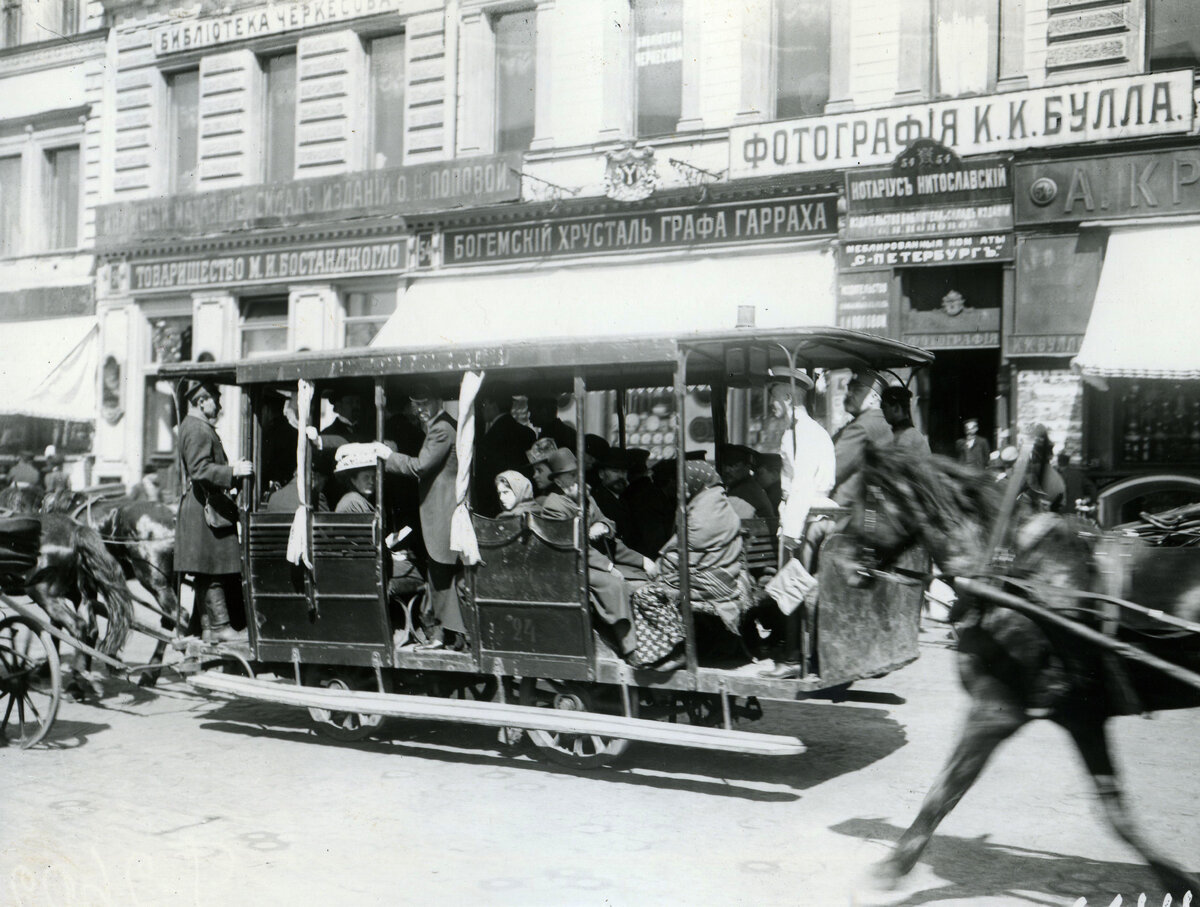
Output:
[
  {"xmin": 628, "ymin": 461, "xmax": 751, "ymax": 670},
  {"xmin": 494, "ymin": 469, "xmax": 539, "ymax": 516}
]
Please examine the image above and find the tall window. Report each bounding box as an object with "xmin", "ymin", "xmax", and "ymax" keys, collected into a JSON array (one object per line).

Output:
[
  {"xmin": 0, "ymin": 156, "xmax": 21, "ymax": 256},
  {"xmin": 262, "ymin": 53, "xmax": 297, "ymax": 183},
  {"xmin": 240, "ymin": 298, "xmax": 288, "ymax": 358},
  {"xmin": 46, "ymin": 146, "xmax": 79, "ymax": 250},
  {"xmin": 935, "ymin": 0, "xmax": 999, "ymax": 97},
  {"xmin": 343, "ymin": 290, "xmax": 397, "ymax": 348},
  {"xmin": 58, "ymin": 0, "xmax": 78, "ymax": 35},
  {"xmin": 368, "ymin": 34, "xmax": 406, "ymax": 169},
  {"xmin": 1, "ymin": 0, "xmax": 19, "ymax": 48},
  {"xmin": 495, "ymin": 10, "xmax": 536, "ymax": 152},
  {"xmin": 633, "ymin": 0, "xmax": 682, "ymax": 137},
  {"xmin": 1149, "ymin": 0, "xmax": 1200, "ymax": 71},
  {"xmin": 775, "ymin": 0, "xmax": 831, "ymax": 118},
  {"xmin": 144, "ymin": 312, "xmax": 193, "ymax": 459},
  {"xmin": 167, "ymin": 69, "xmax": 200, "ymax": 194}
]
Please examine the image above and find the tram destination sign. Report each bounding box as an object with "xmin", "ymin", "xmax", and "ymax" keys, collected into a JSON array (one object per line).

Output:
[
  {"xmin": 96, "ymin": 154, "xmax": 521, "ymax": 247},
  {"xmin": 442, "ymin": 194, "xmax": 837, "ymax": 266},
  {"xmin": 730, "ymin": 70, "xmax": 1194, "ymax": 178}
]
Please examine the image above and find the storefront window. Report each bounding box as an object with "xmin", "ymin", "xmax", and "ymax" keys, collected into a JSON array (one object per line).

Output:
[
  {"xmin": 46, "ymin": 146, "xmax": 79, "ymax": 250},
  {"xmin": 368, "ymin": 34, "xmax": 405, "ymax": 169},
  {"xmin": 0, "ymin": 156, "xmax": 20, "ymax": 256},
  {"xmin": 144, "ymin": 313, "xmax": 193, "ymax": 458},
  {"xmin": 495, "ymin": 10, "xmax": 536, "ymax": 152},
  {"xmin": 263, "ymin": 53, "xmax": 297, "ymax": 183},
  {"xmin": 774, "ymin": 0, "xmax": 830, "ymax": 118},
  {"xmin": 344, "ymin": 290, "xmax": 396, "ymax": 348},
  {"xmin": 241, "ymin": 297, "xmax": 288, "ymax": 358},
  {"xmin": 1115, "ymin": 381, "xmax": 1200, "ymax": 466},
  {"xmin": 633, "ymin": 0, "xmax": 682, "ymax": 138},
  {"xmin": 1149, "ymin": 0, "xmax": 1200, "ymax": 70},
  {"xmin": 167, "ymin": 69, "xmax": 200, "ymax": 194}
]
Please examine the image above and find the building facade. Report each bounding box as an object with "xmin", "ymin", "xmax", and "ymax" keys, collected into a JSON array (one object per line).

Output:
[
  {"xmin": 92, "ymin": 0, "xmax": 1200, "ymax": 500},
  {"xmin": 0, "ymin": 0, "xmax": 105, "ymax": 480}
]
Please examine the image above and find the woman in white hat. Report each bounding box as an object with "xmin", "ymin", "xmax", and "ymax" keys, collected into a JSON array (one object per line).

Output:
[{"xmin": 333, "ymin": 443, "xmax": 380, "ymax": 513}]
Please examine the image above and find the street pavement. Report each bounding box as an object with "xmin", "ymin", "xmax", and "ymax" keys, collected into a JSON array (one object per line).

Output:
[{"xmin": 3, "ymin": 628, "xmax": 1197, "ymax": 907}]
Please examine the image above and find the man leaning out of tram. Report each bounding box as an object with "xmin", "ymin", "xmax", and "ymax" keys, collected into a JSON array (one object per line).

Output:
[{"xmin": 540, "ymin": 448, "xmax": 653, "ymax": 660}]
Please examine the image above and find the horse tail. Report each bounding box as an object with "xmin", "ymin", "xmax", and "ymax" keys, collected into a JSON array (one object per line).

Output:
[{"xmin": 71, "ymin": 521, "xmax": 133, "ymax": 656}]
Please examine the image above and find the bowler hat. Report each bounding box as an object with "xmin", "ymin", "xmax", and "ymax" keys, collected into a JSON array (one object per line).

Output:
[
  {"xmin": 546, "ymin": 448, "xmax": 579, "ymax": 477},
  {"xmin": 584, "ymin": 434, "xmax": 611, "ymax": 459},
  {"xmin": 719, "ymin": 444, "xmax": 756, "ymax": 467},
  {"xmin": 597, "ymin": 448, "xmax": 632, "ymax": 471},
  {"xmin": 183, "ymin": 379, "xmax": 219, "ymax": 403},
  {"xmin": 626, "ymin": 448, "xmax": 651, "ymax": 472}
]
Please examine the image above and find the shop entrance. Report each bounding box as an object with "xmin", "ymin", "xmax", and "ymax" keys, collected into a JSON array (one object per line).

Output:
[{"xmin": 921, "ymin": 349, "xmax": 999, "ymax": 458}]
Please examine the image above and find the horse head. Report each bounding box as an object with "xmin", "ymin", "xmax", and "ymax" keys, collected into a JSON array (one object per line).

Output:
[{"xmin": 847, "ymin": 444, "xmax": 1003, "ymax": 580}]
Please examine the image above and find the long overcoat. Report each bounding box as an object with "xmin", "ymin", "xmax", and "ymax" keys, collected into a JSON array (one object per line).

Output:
[
  {"xmin": 385, "ymin": 411, "xmax": 457, "ymax": 565},
  {"xmin": 831, "ymin": 407, "xmax": 894, "ymax": 506},
  {"xmin": 176, "ymin": 414, "xmax": 241, "ymax": 575}
]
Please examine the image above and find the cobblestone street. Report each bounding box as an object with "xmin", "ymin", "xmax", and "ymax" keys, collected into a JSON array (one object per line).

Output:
[{"xmin": 4, "ymin": 632, "xmax": 1197, "ymax": 906}]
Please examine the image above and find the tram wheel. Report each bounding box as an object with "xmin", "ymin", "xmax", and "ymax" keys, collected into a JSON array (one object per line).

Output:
[
  {"xmin": 0, "ymin": 616, "xmax": 62, "ymax": 749},
  {"xmin": 518, "ymin": 678, "xmax": 634, "ymax": 769},
  {"xmin": 303, "ymin": 666, "xmax": 385, "ymax": 743}
]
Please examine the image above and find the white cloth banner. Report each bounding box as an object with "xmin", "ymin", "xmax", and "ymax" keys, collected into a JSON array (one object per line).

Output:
[
  {"xmin": 286, "ymin": 379, "xmax": 315, "ymax": 569},
  {"xmin": 450, "ymin": 371, "xmax": 483, "ymax": 565}
]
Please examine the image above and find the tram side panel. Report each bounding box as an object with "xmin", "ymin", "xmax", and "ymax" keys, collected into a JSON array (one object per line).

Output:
[
  {"xmin": 471, "ymin": 513, "xmax": 593, "ymax": 681},
  {"xmin": 247, "ymin": 512, "xmax": 392, "ymax": 668},
  {"xmin": 814, "ymin": 533, "xmax": 925, "ymax": 685}
]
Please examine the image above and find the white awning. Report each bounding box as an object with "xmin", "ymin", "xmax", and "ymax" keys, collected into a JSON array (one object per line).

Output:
[
  {"xmin": 371, "ymin": 249, "xmax": 836, "ymax": 349},
  {"xmin": 0, "ymin": 316, "xmax": 98, "ymax": 421},
  {"xmin": 1073, "ymin": 225, "xmax": 1200, "ymax": 380}
]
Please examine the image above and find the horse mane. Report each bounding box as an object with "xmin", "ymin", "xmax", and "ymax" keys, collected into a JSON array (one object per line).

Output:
[{"xmin": 862, "ymin": 444, "xmax": 1004, "ymax": 538}]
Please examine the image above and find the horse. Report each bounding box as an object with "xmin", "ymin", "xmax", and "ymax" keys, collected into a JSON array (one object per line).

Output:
[
  {"xmin": 0, "ymin": 488, "xmax": 134, "ymax": 698},
  {"xmin": 842, "ymin": 444, "xmax": 1200, "ymax": 898}
]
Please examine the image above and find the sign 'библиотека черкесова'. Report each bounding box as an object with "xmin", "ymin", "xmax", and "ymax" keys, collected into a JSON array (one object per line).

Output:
[{"xmin": 730, "ymin": 70, "xmax": 1194, "ymax": 178}]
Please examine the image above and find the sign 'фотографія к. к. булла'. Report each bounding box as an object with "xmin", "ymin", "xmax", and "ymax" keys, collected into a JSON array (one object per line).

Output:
[{"xmin": 730, "ymin": 70, "xmax": 1194, "ymax": 178}]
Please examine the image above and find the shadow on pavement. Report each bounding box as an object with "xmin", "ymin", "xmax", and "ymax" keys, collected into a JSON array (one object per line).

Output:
[
  {"xmin": 832, "ymin": 816, "xmax": 1173, "ymax": 906},
  {"xmin": 191, "ymin": 693, "xmax": 907, "ymax": 800},
  {"xmin": 40, "ymin": 719, "xmax": 112, "ymax": 750}
]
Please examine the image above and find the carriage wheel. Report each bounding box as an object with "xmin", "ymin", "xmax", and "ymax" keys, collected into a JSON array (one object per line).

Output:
[
  {"xmin": 518, "ymin": 678, "xmax": 634, "ymax": 769},
  {"xmin": 0, "ymin": 616, "xmax": 62, "ymax": 749},
  {"xmin": 303, "ymin": 666, "xmax": 385, "ymax": 743}
]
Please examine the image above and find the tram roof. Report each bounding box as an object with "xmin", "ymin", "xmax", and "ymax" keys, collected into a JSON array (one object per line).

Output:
[{"xmin": 157, "ymin": 327, "xmax": 933, "ymax": 388}]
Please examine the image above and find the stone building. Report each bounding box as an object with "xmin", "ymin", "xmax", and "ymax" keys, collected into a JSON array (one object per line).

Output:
[
  {"xmin": 90, "ymin": 0, "xmax": 1200, "ymax": 509},
  {"xmin": 0, "ymin": 0, "xmax": 105, "ymax": 481}
]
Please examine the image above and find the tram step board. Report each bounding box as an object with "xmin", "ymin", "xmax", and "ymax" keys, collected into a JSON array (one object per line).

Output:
[{"xmin": 190, "ymin": 672, "xmax": 806, "ymax": 757}]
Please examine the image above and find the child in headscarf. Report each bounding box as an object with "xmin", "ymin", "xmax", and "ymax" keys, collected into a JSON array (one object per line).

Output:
[{"xmin": 495, "ymin": 469, "xmax": 539, "ymax": 515}]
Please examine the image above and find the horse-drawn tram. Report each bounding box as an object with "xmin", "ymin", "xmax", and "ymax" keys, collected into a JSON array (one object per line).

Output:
[{"xmin": 147, "ymin": 326, "xmax": 935, "ymax": 766}]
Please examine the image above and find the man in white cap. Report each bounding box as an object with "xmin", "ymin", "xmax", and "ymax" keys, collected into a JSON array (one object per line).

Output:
[{"xmin": 769, "ymin": 368, "xmax": 835, "ymax": 556}]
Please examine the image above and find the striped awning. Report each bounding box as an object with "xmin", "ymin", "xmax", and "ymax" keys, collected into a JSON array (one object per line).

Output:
[{"xmin": 1073, "ymin": 225, "xmax": 1200, "ymax": 380}]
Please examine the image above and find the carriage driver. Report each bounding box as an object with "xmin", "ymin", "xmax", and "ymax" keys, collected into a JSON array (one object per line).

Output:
[{"xmin": 176, "ymin": 380, "xmax": 253, "ymax": 643}]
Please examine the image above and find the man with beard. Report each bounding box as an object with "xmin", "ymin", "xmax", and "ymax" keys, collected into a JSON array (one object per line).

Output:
[{"xmin": 591, "ymin": 447, "xmax": 634, "ymax": 544}]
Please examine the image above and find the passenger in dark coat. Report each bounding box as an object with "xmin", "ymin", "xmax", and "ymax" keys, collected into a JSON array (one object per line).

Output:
[
  {"xmin": 590, "ymin": 448, "xmax": 635, "ymax": 544},
  {"xmin": 540, "ymin": 448, "xmax": 647, "ymax": 658},
  {"xmin": 381, "ymin": 387, "xmax": 464, "ymax": 647},
  {"xmin": 753, "ymin": 452, "xmax": 784, "ymax": 514},
  {"xmin": 528, "ymin": 397, "xmax": 577, "ymax": 452},
  {"xmin": 475, "ymin": 393, "xmax": 536, "ymax": 516},
  {"xmin": 830, "ymin": 369, "xmax": 894, "ymax": 506},
  {"xmin": 718, "ymin": 444, "xmax": 775, "ymax": 520},
  {"xmin": 176, "ymin": 380, "xmax": 253, "ymax": 642},
  {"xmin": 882, "ymin": 386, "xmax": 931, "ymax": 457}
]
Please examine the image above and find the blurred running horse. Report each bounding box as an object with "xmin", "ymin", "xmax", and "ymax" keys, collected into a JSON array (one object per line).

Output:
[{"xmin": 844, "ymin": 445, "xmax": 1200, "ymax": 898}]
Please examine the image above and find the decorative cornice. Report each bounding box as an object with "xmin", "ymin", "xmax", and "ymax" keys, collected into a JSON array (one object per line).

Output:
[{"xmin": 0, "ymin": 28, "xmax": 107, "ymax": 77}]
